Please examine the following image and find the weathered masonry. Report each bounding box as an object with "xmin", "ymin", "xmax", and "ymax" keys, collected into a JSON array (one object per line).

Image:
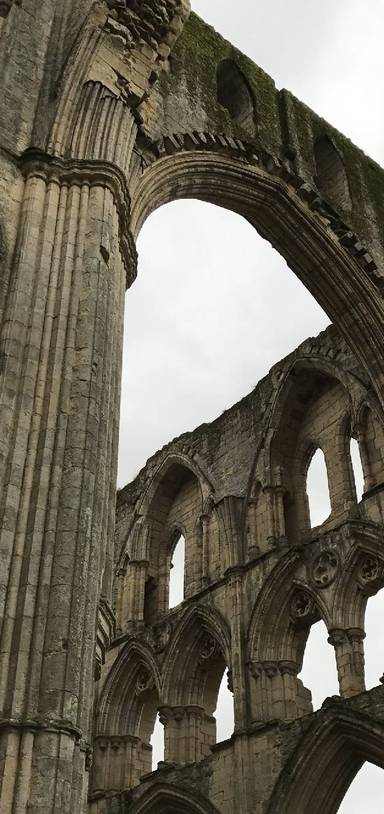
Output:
[{"xmin": 0, "ymin": 2, "xmax": 384, "ymax": 812}]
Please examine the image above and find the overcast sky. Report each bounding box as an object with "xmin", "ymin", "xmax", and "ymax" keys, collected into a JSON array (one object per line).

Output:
[{"xmin": 118, "ymin": 1, "xmax": 384, "ymax": 805}]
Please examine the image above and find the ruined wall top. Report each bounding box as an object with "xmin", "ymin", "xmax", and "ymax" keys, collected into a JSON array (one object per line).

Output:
[{"xmin": 116, "ymin": 324, "xmax": 372, "ymax": 555}]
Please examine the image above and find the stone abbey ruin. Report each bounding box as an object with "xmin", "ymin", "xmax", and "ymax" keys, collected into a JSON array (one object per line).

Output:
[{"xmin": 1, "ymin": 1, "xmax": 384, "ymax": 812}]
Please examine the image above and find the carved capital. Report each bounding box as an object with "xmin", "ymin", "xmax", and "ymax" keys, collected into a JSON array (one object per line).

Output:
[
  {"xmin": 279, "ymin": 660, "xmax": 299, "ymax": 677},
  {"xmin": 347, "ymin": 627, "xmax": 366, "ymax": 644},
  {"xmin": 248, "ymin": 661, "xmax": 263, "ymax": 681},
  {"xmin": 19, "ymin": 150, "xmax": 137, "ymax": 288},
  {"xmin": 328, "ymin": 628, "xmax": 347, "ymax": 647}
]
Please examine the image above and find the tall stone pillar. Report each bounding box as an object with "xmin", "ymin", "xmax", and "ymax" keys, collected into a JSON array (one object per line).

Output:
[{"xmin": 0, "ymin": 151, "xmax": 136, "ymax": 813}]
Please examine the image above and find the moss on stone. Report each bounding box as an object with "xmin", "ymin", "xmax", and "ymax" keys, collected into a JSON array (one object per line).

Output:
[
  {"xmin": 158, "ymin": 12, "xmax": 384, "ymax": 253},
  {"xmin": 282, "ymin": 90, "xmax": 384, "ymax": 247},
  {"xmin": 168, "ymin": 13, "xmax": 281, "ymax": 152}
]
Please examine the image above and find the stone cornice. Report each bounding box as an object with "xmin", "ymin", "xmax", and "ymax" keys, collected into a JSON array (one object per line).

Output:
[
  {"xmin": 19, "ymin": 149, "xmax": 138, "ymax": 287},
  {"xmin": 0, "ymin": 716, "xmax": 83, "ymax": 741}
]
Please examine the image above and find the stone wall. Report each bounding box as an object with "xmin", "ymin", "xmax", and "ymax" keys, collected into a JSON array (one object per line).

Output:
[
  {"xmin": 0, "ymin": 2, "xmax": 384, "ymax": 812},
  {"xmin": 99, "ymin": 327, "xmax": 384, "ymax": 811}
]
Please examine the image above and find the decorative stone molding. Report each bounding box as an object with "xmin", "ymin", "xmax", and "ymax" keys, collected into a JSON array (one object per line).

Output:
[
  {"xmin": 143, "ymin": 131, "xmax": 381, "ymax": 289},
  {"xmin": 290, "ymin": 589, "xmax": 316, "ymax": 623},
  {"xmin": 328, "ymin": 627, "xmax": 365, "ymax": 647},
  {"xmin": 311, "ymin": 550, "xmax": 339, "ymax": 588},
  {"xmin": 19, "ymin": 149, "xmax": 138, "ymax": 287},
  {"xmin": 248, "ymin": 660, "xmax": 299, "ymax": 680},
  {"xmin": 199, "ymin": 635, "xmax": 217, "ymax": 663},
  {"xmin": 159, "ymin": 704, "xmax": 205, "ymax": 725},
  {"xmin": 358, "ymin": 554, "xmax": 384, "ymax": 588},
  {"xmin": 135, "ymin": 668, "xmax": 155, "ymax": 695},
  {"xmin": 96, "ymin": 598, "xmax": 116, "ymax": 680},
  {"xmin": 149, "ymin": 620, "xmax": 172, "ymax": 653}
]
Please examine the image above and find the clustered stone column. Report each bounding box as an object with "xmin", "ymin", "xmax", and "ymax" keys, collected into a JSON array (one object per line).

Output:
[
  {"xmin": 159, "ymin": 705, "xmax": 215, "ymax": 764},
  {"xmin": 91, "ymin": 734, "xmax": 141, "ymax": 796},
  {"xmin": 249, "ymin": 660, "xmax": 312, "ymax": 722},
  {"xmin": 0, "ymin": 151, "xmax": 136, "ymax": 813},
  {"xmin": 328, "ymin": 628, "xmax": 366, "ymax": 697}
]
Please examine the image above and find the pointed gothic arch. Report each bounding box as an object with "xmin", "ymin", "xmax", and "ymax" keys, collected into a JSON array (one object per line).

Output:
[
  {"xmin": 92, "ymin": 639, "xmax": 162, "ymax": 794},
  {"xmin": 162, "ymin": 603, "xmax": 232, "ymax": 704},
  {"xmin": 158, "ymin": 604, "xmax": 232, "ymax": 764},
  {"xmin": 267, "ymin": 705, "xmax": 384, "ymax": 814},
  {"xmin": 130, "ymin": 150, "xmax": 384, "ymax": 411},
  {"xmin": 129, "ymin": 782, "xmax": 221, "ymax": 814}
]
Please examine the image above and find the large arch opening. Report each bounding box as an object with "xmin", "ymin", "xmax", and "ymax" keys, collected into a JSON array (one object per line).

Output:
[
  {"xmin": 118, "ymin": 199, "xmax": 330, "ymax": 487},
  {"xmin": 267, "ymin": 712, "xmax": 384, "ymax": 814}
]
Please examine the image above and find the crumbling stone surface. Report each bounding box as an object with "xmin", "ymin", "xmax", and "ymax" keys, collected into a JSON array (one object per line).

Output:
[
  {"xmin": 0, "ymin": 3, "xmax": 383, "ymax": 813},
  {"xmin": 105, "ymin": 327, "xmax": 384, "ymax": 812}
]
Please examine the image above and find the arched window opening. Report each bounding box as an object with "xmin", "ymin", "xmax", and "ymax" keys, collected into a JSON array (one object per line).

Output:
[
  {"xmin": 307, "ymin": 448, "xmax": 332, "ymax": 528},
  {"xmin": 314, "ymin": 135, "xmax": 352, "ymax": 212},
  {"xmin": 216, "ymin": 59, "xmax": 256, "ymax": 135},
  {"xmin": 299, "ymin": 620, "xmax": 339, "ymax": 710},
  {"xmin": 150, "ymin": 713, "xmax": 165, "ymax": 771},
  {"xmin": 214, "ymin": 668, "xmax": 234, "ymax": 743},
  {"xmin": 365, "ymin": 589, "xmax": 384, "ymax": 690},
  {"xmin": 350, "ymin": 437, "xmax": 365, "ymax": 502},
  {"xmin": 169, "ymin": 533, "xmax": 185, "ymax": 609},
  {"xmin": 338, "ymin": 762, "xmax": 384, "ymax": 813}
]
